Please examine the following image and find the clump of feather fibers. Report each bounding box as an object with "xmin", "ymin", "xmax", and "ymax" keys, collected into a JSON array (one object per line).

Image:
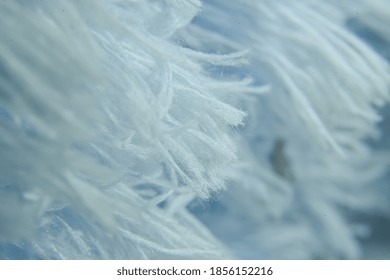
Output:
[{"xmin": 0, "ymin": 0, "xmax": 253, "ymax": 259}]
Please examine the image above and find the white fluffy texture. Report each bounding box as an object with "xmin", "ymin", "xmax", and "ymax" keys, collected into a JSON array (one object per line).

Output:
[
  {"xmin": 0, "ymin": 0, "xmax": 248, "ymax": 258},
  {"xmin": 0, "ymin": 0, "xmax": 389, "ymax": 259}
]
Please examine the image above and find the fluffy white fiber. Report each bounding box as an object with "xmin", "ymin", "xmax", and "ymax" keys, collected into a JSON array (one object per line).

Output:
[{"xmin": 0, "ymin": 0, "xmax": 389, "ymax": 259}]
